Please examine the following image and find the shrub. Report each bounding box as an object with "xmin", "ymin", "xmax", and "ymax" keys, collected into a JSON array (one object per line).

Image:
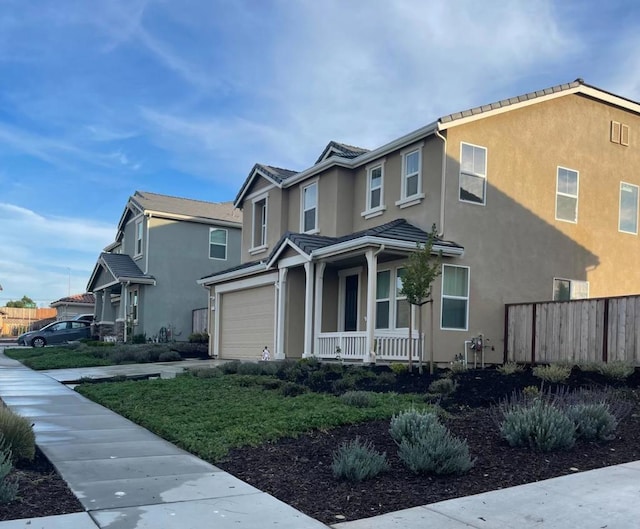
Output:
[
  {"xmin": 261, "ymin": 379, "xmax": 282, "ymax": 390},
  {"xmin": 0, "ymin": 440, "xmax": 18, "ymax": 504},
  {"xmin": 331, "ymin": 437, "xmax": 389, "ymax": 482},
  {"xmin": 522, "ymin": 385, "xmax": 540, "ymax": 399},
  {"xmin": 533, "ymin": 363, "xmax": 571, "ymax": 384},
  {"xmin": 375, "ymin": 371, "xmax": 397, "ymax": 386},
  {"xmin": 389, "ymin": 409, "xmax": 441, "ymax": 444},
  {"xmin": 447, "ymin": 362, "xmax": 468, "ymax": 375},
  {"xmin": 158, "ymin": 351, "xmax": 182, "ymax": 362},
  {"xmin": 340, "ymin": 391, "xmax": 376, "ymax": 408},
  {"xmin": 497, "ymin": 362, "xmax": 525, "ymax": 375},
  {"xmin": 0, "ymin": 407, "xmax": 35, "ymax": 462},
  {"xmin": 500, "ymin": 400, "xmax": 575, "ymax": 452},
  {"xmin": 397, "ymin": 427, "xmax": 474, "ymax": 475},
  {"xmin": 259, "ymin": 361, "xmax": 280, "ymax": 376},
  {"xmin": 597, "ymin": 361, "xmax": 635, "ymax": 381},
  {"xmin": 279, "ymin": 382, "xmax": 308, "ymax": 397},
  {"xmin": 190, "ymin": 367, "xmax": 222, "ymax": 379},
  {"xmin": 331, "ymin": 377, "xmax": 356, "ymax": 394},
  {"xmin": 131, "ymin": 333, "xmax": 147, "ymax": 344},
  {"xmin": 236, "ymin": 362, "xmax": 264, "ymax": 376},
  {"xmin": 219, "ymin": 360, "xmax": 242, "ymax": 374},
  {"xmin": 298, "ymin": 357, "xmax": 321, "ymax": 369},
  {"xmin": 188, "ymin": 332, "xmax": 209, "ymax": 344},
  {"xmin": 389, "ymin": 363, "xmax": 408, "ymax": 375},
  {"xmin": 307, "ymin": 369, "xmax": 328, "ymax": 390},
  {"xmin": 578, "ymin": 362, "xmax": 600, "ymax": 372},
  {"xmin": 428, "ymin": 378, "xmax": 457, "ymax": 395},
  {"xmin": 565, "ymin": 403, "xmax": 618, "ymax": 441}
]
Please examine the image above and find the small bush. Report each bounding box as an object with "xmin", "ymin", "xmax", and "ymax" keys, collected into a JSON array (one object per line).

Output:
[
  {"xmin": 389, "ymin": 363, "xmax": 408, "ymax": 375},
  {"xmin": 259, "ymin": 361, "xmax": 280, "ymax": 376},
  {"xmin": 331, "ymin": 437, "xmax": 389, "ymax": 482},
  {"xmin": 131, "ymin": 333, "xmax": 147, "ymax": 344},
  {"xmin": 597, "ymin": 361, "xmax": 635, "ymax": 381},
  {"xmin": 188, "ymin": 332, "xmax": 209, "ymax": 344},
  {"xmin": 389, "ymin": 409, "xmax": 441, "ymax": 444},
  {"xmin": 375, "ymin": 371, "xmax": 397, "ymax": 386},
  {"xmin": 219, "ymin": 360, "xmax": 242, "ymax": 374},
  {"xmin": 500, "ymin": 400, "xmax": 575, "ymax": 452},
  {"xmin": 566, "ymin": 403, "xmax": 618, "ymax": 441},
  {"xmin": 158, "ymin": 351, "xmax": 182, "ymax": 362},
  {"xmin": 497, "ymin": 362, "xmax": 525, "ymax": 375},
  {"xmin": 191, "ymin": 367, "xmax": 222, "ymax": 379},
  {"xmin": 307, "ymin": 369, "xmax": 328, "ymax": 389},
  {"xmin": 578, "ymin": 362, "xmax": 600, "ymax": 372},
  {"xmin": 261, "ymin": 379, "xmax": 282, "ymax": 390},
  {"xmin": 298, "ymin": 357, "xmax": 321, "ymax": 369},
  {"xmin": 279, "ymin": 382, "xmax": 308, "ymax": 397},
  {"xmin": 533, "ymin": 363, "xmax": 571, "ymax": 384},
  {"xmin": 236, "ymin": 362, "xmax": 264, "ymax": 376},
  {"xmin": 340, "ymin": 391, "xmax": 376, "ymax": 408},
  {"xmin": 447, "ymin": 362, "xmax": 468, "ymax": 375},
  {"xmin": 522, "ymin": 385, "xmax": 540, "ymax": 399},
  {"xmin": 0, "ymin": 408, "xmax": 35, "ymax": 463},
  {"xmin": 428, "ymin": 378, "xmax": 457, "ymax": 395},
  {"xmin": 397, "ymin": 427, "xmax": 474, "ymax": 475},
  {"xmin": 331, "ymin": 377, "xmax": 356, "ymax": 394},
  {"xmin": 0, "ymin": 440, "xmax": 18, "ymax": 504}
]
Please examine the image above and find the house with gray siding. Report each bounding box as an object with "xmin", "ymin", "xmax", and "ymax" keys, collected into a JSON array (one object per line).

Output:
[{"xmin": 88, "ymin": 191, "xmax": 242, "ymax": 342}]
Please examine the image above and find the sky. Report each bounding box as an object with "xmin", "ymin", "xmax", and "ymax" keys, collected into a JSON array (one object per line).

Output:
[{"xmin": 0, "ymin": 0, "xmax": 639, "ymax": 306}]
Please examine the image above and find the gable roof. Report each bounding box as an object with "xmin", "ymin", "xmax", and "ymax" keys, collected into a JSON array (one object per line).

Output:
[
  {"xmin": 50, "ymin": 293, "xmax": 95, "ymax": 307},
  {"xmin": 234, "ymin": 79, "xmax": 640, "ymax": 200},
  {"xmin": 87, "ymin": 253, "xmax": 156, "ymax": 292},
  {"xmin": 131, "ymin": 191, "xmax": 242, "ymax": 223},
  {"xmin": 233, "ymin": 163, "xmax": 298, "ymax": 206}
]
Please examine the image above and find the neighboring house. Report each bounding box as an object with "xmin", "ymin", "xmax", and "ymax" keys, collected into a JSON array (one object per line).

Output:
[
  {"xmin": 50, "ymin": 293, "xmax": 95, "ymax": 320},
  {"xmin": 199, "ymin": 79, "xmax": 640, "ymax": 364},
  {"xmin": 88, "ymin": 191, "xmax": 242, "ymax": 342}
]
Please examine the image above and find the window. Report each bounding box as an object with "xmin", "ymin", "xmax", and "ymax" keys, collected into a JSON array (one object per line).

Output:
[
  {"xmin": 369, "ymin": 164, "xmax": 383, "ymax": 210},
  {"xmin": 130, "ymin": 289, "xmax": 139, "ymax": 321},
  {"xmin": 403, "ymin": 149, "xmax": 421, "ymax": 199},
  {"xmin": 302, "ymin": 182, "xmax": 318, "ymax": 233},
  {"xmin": 135, "ymin": 220, "xmax": 143, "ymax": 255},
  {"xmin": 556, "ymin": 167, "xmax": 579, "ymax": 223},
  {"xmin": 209, "ymin": 228, "xmax": 228, "ymax": 260},
  {"xmin": 441, "ymin": 265, "xmax": 469, "ymax": 330},
  {"xmin": 619, "ymin": 182, "xmax": 639, "ymax": 234},
  {"xmin": 252, "ymin": 197, "xmax": 268, "ymax": 248},
  {"xmin": 553, "ymin": 279, "xmax": 589, "ymax": 301},
  {"xmin": 459, "ymin": 143, "xmax": 487, "ymax": 205},
  {"xmin": 375, "ymin": 267, "xmax": 411, "ymax": 330}
]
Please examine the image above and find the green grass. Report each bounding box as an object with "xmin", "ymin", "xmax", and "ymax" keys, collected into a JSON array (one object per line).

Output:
[
  {"xmin": 77, "ymin": 374, "xmax": 428, "ymax": 462},
  {"xmin": 4, "ymin": 347, "xmax": 114, "ymax": 370}
]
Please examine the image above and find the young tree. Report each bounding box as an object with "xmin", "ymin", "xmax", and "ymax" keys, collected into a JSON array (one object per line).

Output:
[{"xmin": 400, "ymin": 225, "xmax": 442, "ymax": 374}]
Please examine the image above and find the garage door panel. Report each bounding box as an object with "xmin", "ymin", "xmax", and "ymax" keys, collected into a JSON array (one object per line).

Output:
[{"xmin": 220, "ymin": 285, "xmax": 275, "ymax": 359}]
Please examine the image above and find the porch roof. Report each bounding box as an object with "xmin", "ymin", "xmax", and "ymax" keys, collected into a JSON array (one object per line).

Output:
[{"xmin": 87, "ymin": 253, "xmax": 156, "ymax": 291}]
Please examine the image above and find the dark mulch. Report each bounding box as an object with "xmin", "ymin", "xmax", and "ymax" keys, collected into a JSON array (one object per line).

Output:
[
  {"xmin": 219, "ymin": 367, "xmax": 640, "ymax": 525},
  {"xmin": 0, "ymin": 448, "xmax": 83, "ymax": 521}
]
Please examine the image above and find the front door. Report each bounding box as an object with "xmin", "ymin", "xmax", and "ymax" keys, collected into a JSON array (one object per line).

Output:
[{"xmin": 344, "ymin": 274, "xmax": 358, "ymax": 332}]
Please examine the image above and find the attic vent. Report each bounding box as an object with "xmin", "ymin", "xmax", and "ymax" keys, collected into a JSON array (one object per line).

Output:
[{"xmin": 611, "ymin": 120, "xmax": 630, "ymax": 146}]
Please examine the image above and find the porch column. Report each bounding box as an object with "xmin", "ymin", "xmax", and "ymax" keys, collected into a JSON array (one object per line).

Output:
[
  {"xmin": 365, "ymin": 249, "xmax": 378, "ymax": 364},
  {"xmin": 314, "ymin": 262, "xmax": 327, "ymax": 354},
  {"xmin": 275, "ymin": 267, "xmax": 288, "ymax": 360},
  {"xmin": 303, "ymin": 261, "xmax": 314, "ymax": 358}
]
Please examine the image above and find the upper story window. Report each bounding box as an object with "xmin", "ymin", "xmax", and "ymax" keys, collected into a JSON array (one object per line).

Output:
[
  {"xmin": 396, "ymin": 144, "xmax": 425, "ymax": 208},
  {"xmin": 459, "ymin": 143, "xmax": 487, "ymax": 205},
  {"xmin": 135, "ymin": 220, "xmax": 143, "ymax": 256},
  {"xmin": 441, "ymin": 264, "xmax": 469, "ymax": 331},
  {"xmin": 252, "ymin": 196, "xmax": 268, "ymax": 250},
  {"xmin": 302, "ymin": 182, "xmax": 318, "ymax": 233},
  {"xmin": 556, "ymin": 167, "xmax": 579, "ymax": 223},
  {"xmin": 362, "ymin": 161, "xmax": 386, "ymax": 219},
  {"xmin": 619, "ymin": 182, "xmax": 638, "ymax": 234},
  {"xmin": 209, "ymin": 228, "xmax": 228, "ymax": 260},
  {"xmin": 553, "ymin": 278, "xmax": 589, "ymax": 301}
]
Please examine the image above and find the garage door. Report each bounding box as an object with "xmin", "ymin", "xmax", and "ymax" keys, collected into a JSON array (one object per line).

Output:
[{"xmin": 220, "ymin": 285, "xmax": 275, "ymax": 359}]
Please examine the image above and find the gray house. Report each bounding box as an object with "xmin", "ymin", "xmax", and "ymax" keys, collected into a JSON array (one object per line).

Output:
[{"xmin": 87, "ymin": 191, "xmax": 242, "ymax": 342}]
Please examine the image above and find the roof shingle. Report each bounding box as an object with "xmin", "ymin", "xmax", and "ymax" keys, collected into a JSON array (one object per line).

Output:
[{"xmin": 132, "ymin": 191, "xmax": 242, "ymax": 224}]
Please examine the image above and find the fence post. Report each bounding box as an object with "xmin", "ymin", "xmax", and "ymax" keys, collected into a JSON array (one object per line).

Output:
[
  {"xmin": 531, "ymin": 304, "xmax": 537, "ymax": 365},
  {"xmin": 503, "ymin": 305, "xmax": 509, "ymax": 363},
  {"xmin": 602, "ymin": 298, "xmax": 609, "ymax": 363}
]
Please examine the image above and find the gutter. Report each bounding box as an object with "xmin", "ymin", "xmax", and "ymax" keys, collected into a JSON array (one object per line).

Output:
[
  {"xmin": 311, "ymin": 236, "xmax": 464, "ymax": 259},
  {"xmin": 198, "ymin": 262, "xmax": 267, "ymax": 286}
]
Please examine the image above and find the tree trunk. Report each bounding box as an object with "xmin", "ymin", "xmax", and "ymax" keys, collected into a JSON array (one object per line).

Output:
[
  {"xmin": 418, "ymin": 304, "xmax": 423, "ymax": 375},
  {"xmin": 408, "ymin": 306, "xmax": 413, "ymax": 372},
  {"xmin": 429, "ymin": 300, "xmax": 435, "ymax": 375}
]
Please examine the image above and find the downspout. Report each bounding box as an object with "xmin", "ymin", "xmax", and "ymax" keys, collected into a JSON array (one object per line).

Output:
[
  {"xmin": 145, "ymin": 213, "xmax": 151, "ymax": 274},
  {"xmin": 367, "ymin": 244, "xmax": 385, "ymax": 363},
  {"xmin": 435, "ymin": 128, "xmax": 447, "ymax": 237}
]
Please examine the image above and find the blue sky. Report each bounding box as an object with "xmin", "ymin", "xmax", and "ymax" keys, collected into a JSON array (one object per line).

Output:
[{"xmin": 1, "ymin": 0, "xmax": 639, "ymax": 306}]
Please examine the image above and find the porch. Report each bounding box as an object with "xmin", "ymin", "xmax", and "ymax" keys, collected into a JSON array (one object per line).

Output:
[{"xmin": 316, "ymin": 331, "xmax": 424, "ymax": 362}]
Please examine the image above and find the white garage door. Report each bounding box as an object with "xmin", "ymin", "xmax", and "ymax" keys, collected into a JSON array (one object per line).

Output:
[{"xmin": 220, "ymin": 285, "xmax": 275, "ymax": 359}]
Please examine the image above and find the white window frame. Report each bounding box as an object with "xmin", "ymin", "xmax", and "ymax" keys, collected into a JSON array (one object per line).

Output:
[
  {"xmin": 440, "ymin": 264, "xmax": 470, "ymax": 331},
  {"xmin": 396, "ymin": 143, "xmax": 425, "ymax": 208},
  {"xmin": 209, "ymin": 228, "xmax": 228, "ymax": 260},
  {"xmin": 130, "ymin": 288, "xmax": 139, "ymax": 322},
  {"xmin": 552, "ymin": 278, "xmax": 589, "ymax": 301},
  {"xmin": 555, "ymin": 166, "xmax": 579, "ymax": 223},
  {"xmin": 250, "ymin": 193, "xmax": 269, "ymax": 254},
  {"xmin": 362, "ymin": 160, "xmax": 387, "ymax": 219},
  {"xmin": 459, "ymin": 142, "xmax": 487, "ymax": 206},
  {"xmin": 301, "ymin": 181, "xmax": 318, "ymax": 234},
  {"xmin": 375, "ymin": 266, "xmax": 411, "ymax": 331},
  {"xmin": 619, "ymin": 182, "xmax": 639, "ymax": 235},
  {"xmin": 135, "ymin": 220, "xmax": 143, "ymax": 257}
]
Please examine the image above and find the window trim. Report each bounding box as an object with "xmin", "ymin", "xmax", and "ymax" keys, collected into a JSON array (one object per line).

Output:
[
  {"xmin": 361, "ymin": 160, "xmax": 387, "ymax": 219},
  {"xmin": 440, "ymin": 264, "xmax": 470, "ymax": 331},
  {"xmin": 250, "ymin": 193, "xmax": 269, "ymax": 253},
  {"xmin": 555, "ymin": 166, "xmax": 579, "ymax": 224},
  {"xmin": 459, "ymin": 142, "xmax": 488, "ymax": 206},
  {"xmin": 396, "ymin": 143, "xmax": 425, "ymax": 208},
  {"xmin": 375, "ymin": 266, "xmax": 412, "ymax": 331},
  {"xmin": 301, "ymin": 180, "xmax": 319, "ymax": 234},
  {"xmin": 619, "ymin": 181, "xmax": 639, "ymax": 235},
  {"xmin": 209, "ymin": 227, "xmax": 228, "ymax": 261},
  {"xmin": 552, "ymin": 278, "xmax": 589, "ymax": 301},
  {"xmin": 134, "ymin": 219, "xmax": 143, "ymax": 257}
]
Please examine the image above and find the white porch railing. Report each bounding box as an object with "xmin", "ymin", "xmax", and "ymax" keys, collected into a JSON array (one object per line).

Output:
[{"xmin": 316, "ymin": 331, "xmax": 423, "ymax": 362}]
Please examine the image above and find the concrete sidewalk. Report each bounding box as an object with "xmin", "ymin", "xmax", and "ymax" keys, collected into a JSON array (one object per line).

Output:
[{"xmin": 1, "ymin": 349, "xmax": 639, "ymax": 528}]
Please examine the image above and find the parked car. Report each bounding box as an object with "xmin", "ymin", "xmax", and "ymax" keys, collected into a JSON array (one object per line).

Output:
[
  {"xmin": 17, "ymin": 320, "xmax": 91, "ymax": 347},
  {"xmin": 73, "ymin": 314, "xmax": 94, "ymax": 322}
]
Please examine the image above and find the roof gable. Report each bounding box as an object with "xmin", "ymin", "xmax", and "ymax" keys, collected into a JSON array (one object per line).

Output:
[
  {"xmin": 315, "ymin": 141, "xmax": 370, "ymax": 164},
  {"xmin": 87, "ymin": 253, "xmax": 156, "ymax": 291},
  {"xmin": 234, "ymin": 164, "xmax": 297, "ymax": 207}
]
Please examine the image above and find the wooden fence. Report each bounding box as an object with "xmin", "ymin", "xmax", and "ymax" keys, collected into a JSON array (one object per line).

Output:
[
  {"xmin": 0, "ymin": 307, "xmax": 57, "ymax": 336},
  {"xmin": 192, "ymin": 308, "xmax": 208, "ymax": 334},
  {"xmin": 505, "ymin": 294, "xmax": 640, "ymax": 365}
]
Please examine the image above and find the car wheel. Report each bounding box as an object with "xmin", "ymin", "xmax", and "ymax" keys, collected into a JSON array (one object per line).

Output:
[{"xmin": 31, "ymin": 337, "xmax": 46, "ymax": 348}]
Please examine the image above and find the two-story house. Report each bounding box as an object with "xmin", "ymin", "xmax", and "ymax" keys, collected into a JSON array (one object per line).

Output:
[
  {"xmin": 88, "ymin": 191, "xmax": 242, "ymax": 342},
  {"xmin": 199, "ymin": 80, "xmax": 640, "ymax": 364}
]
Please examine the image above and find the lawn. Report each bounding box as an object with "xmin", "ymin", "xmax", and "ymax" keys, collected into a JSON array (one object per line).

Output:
[{"xmin": 77, "ymin": 372, "xmax": 427, "ymax": 461}]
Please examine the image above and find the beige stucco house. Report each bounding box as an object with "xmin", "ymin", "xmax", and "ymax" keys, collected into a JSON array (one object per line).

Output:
[{"xmin": 199, "ymin": 79, "xmax": 640, "ymax": 364}]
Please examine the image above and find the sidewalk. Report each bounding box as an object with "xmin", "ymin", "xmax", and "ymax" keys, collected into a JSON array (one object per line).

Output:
[{"xmin": 1, "ymin": 348, "xmax": 639, "ymax": 528}]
